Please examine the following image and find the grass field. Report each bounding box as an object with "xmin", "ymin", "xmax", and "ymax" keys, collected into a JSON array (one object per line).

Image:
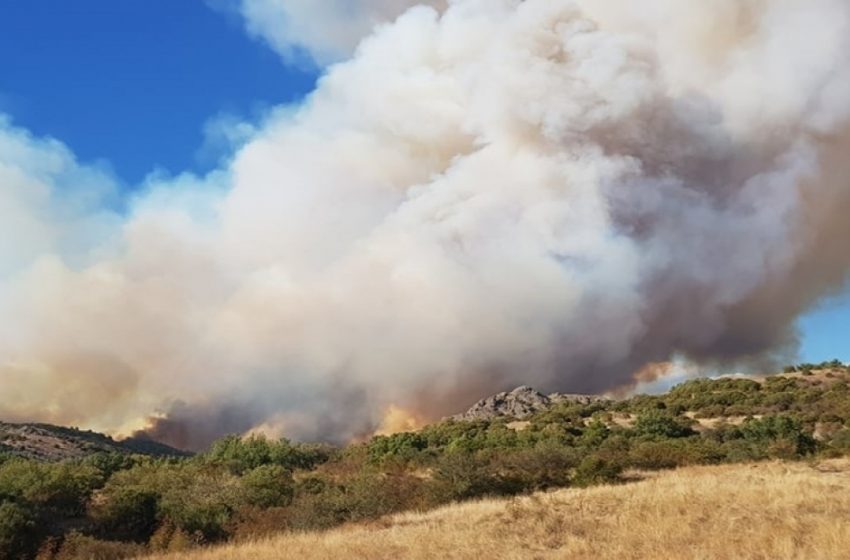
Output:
[{"xmin": 145, "ymin": 458, "xmax": 850, "ymax": 560}]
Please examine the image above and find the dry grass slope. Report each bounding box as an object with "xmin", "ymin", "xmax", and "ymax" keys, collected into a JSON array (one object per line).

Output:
[{"xmin": 145, "ymin": 459, "xmax": 850, "ymax": 560}]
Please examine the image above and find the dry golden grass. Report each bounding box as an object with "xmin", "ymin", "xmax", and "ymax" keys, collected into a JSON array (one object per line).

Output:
[{"xmin": 145, "ymin": 459, "xmax": 850, "ymax": 560}]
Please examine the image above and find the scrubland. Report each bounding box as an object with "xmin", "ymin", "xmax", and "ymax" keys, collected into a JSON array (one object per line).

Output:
[
  {"xmin": 4, "ymin": 362, "xmax": 850, "ymax": 559},
  {"xmin": 146, "ymin": 458, "xmax": 850, "ymax": 560}
]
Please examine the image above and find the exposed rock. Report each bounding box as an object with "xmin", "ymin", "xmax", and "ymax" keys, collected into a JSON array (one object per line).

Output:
[{"xmin": 452, "ymin": 385, "xmax": 611, "ymax": 422}]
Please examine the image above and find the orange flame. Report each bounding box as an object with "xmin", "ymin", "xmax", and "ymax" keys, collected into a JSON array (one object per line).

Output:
[{"xmin": 374, "ymin": 405, "xmax": 428, "ymax": 436}]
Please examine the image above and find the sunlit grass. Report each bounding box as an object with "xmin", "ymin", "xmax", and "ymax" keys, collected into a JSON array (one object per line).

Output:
[{"xmin": 145, "ymin": 458, "xmax": 850, "ymax": 560}]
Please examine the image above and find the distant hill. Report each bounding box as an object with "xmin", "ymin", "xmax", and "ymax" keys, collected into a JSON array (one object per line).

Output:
[{"xmin": 0, "ymin": 422, "xmax": 191, "ymax": 461}]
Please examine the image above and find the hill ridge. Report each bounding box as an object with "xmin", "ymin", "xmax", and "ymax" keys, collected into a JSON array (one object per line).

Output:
[{"xmin": 0, "ymin": 421, "xmax": 191, "ymax": 461}]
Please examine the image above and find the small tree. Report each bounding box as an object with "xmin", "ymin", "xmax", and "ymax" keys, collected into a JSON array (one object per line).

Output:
[
  {"xmin": 633, "ymin": 411, "xmax": 694, "ymax": 439},
  {"xmin": 241, "ymin": 465, "xmax": 294, "ymax": 508}
]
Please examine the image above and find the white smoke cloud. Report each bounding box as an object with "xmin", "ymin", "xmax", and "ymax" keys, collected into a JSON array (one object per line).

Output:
[
  {"xmin": 2, "ymin": 0, "xmax": 850, "ymax": 448},
  {"xmin": 236, "ymin": 0, "xmax": 446, "ymax": 63}
]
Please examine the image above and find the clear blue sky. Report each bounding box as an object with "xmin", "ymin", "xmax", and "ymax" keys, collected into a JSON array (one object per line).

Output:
[
  {"xmin": 799, "ymin": 290, "xmax": 850, "ymax": 364},
  {"xmin": 0, "ymin": 0, "xmax": 316, "ymax": 184},
  {"xmin": 0, "ymin": 1, "xmax": 847, "ymax": 364}
]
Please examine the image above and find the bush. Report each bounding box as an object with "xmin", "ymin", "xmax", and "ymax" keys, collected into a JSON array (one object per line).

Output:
[
  {"xmin": 580, "ymin": 420, "xmax": 610, "ymax": 447},
  {"xmin": 285, "ymin": 471, "xmax": 424, "ymax": 531},
  {"xmin": 490, "ymin": 446, "xmax": 577, "ymax": 492},
  {"xmin": 428, "ymin": 452, "xmax": 507, "ymax": 502},
  {"xmin": 367, "ymin": 433, "xmax": 428, "ymax": 463},
  {"xmin": 48, "ymin": 532, "xmax": 146, "ymax": 560},
  {"xmin": 0, "ymin": 460, "xmax": 102, "ymax": 515},
  {"xmin": 628, "ymin": 440, "xmax": 684, "ymax": 469},
  {"xmin": 226, "ymin": 507, "xmax": 291, "ymax": 541},
  {"xmin": 89, "ymin": 486, "xmax": 159, "ymax": 542},
  {"xmin": 572, "ymin": 455, "xmax": 622, "ymax": 487},
  {"xmin": 155, "ymin": 467, "xmax": 243, "ymax": 542},
  {"xmin": 739, "ymin": 416, "xmax": 817, "ymax": 457},
  {"xmin": 0, "ymin": 501, "xmax": 38, "ymax": 559},
  {"xmin": 147, "ymin": 521, "xmax": 195, "ymax": 553},
  {"xmin": 205, "ymin": 435, "xmax": 330, "ymax": 474},
  {"xmin": 827, "ymin": 428, "xmax": 850, "ymax": 451},
  {"xmin": 95, "ymin": 463, "xmax": 245, "ymax": 544},
  {"xmin": 633, "ymin": 411, "xmax": 694, "ymax": 439},
  {"xmin": 241, "ymin": 465, "xmax": 294, "ymax": 508}
]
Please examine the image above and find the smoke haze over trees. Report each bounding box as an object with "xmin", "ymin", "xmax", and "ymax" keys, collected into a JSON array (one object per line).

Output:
[{"xmin": 1, "ymin": 0, "xmax": 850, "ymax": 447}]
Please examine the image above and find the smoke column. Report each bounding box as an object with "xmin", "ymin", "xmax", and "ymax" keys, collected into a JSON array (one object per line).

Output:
[{"xmin": 2, "ymin": 0, "xmax": 850, "ymax": 449}]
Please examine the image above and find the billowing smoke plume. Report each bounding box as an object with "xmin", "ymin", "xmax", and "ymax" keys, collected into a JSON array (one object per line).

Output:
[
  {"xmin": 235, "ymin": 0, "xmax": 446, "ymax": 63},
  {"xmin": 2, "ymin": 0, "xmax": 850, "ymax": 449}
]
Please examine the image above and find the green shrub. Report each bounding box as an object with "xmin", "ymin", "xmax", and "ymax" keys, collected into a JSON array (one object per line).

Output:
[
  {"xmin": 89, "ymin": 486, "xmax": 159, "ymax": 542},
  {"xmin": 241, "ymin": 465, "xmax": 294, "ymax": 508},
  {"xmin": 205, "ymin": 435, "xmax": 330, "ymax": 474},
  {"xmin": 628, "ymin": 440, "xmax": 685, "ymax": 469},
  {"xmin": 367, "ymin": 432, "xmax": 428, "ymax": 463},
  {"xmin": 739, "ymin": 416, "xmax": 817, "ymax": 457},
  {"xmin": 633, "ymin": 411, "xmax": 694, "ymax": 439},
  {"xmin": 428, "ymin": 452, "xmax": 506, "ymax": 502},
  {"xmin": 0, "ymin": 460, "xmax": 102, "ymax": 515},
  {"xmin": 0, "ymin": 501, "xmax": 38, "ymax": 559},
  {"xmin": 572, "ymin": 455, "xmax": 622, "ymax": 487},
  {"xmin": 155, "ymin": 468, "xmax": 243, "ymax": 542},
  {"xmin": 95, "ymin": 463, "xmax": 245, "ymax": 543},
  {"xmin": 580, "ymin": 420, "xmax": 610, "ymax": 447}
]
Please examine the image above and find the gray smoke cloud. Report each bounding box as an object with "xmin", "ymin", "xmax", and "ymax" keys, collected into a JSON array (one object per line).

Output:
[{"xmin": 2, "ymin": 0, "xmax": 850, "ymax": 449}]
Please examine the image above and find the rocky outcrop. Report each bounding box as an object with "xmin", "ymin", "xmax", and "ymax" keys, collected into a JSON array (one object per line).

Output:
[{"xmin": 452, "ymin": 386, "xmax": 610, "ymax": 422}]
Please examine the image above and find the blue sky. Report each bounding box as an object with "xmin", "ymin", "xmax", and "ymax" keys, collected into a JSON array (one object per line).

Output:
[
  {"xmin": 799, "ymin": 291, "xmax": 850, "ymax": 364},
  {"xmin": 0, "ymin": 0, "xmax": 316, "ymax": 184},
  {"xmin": 0, "ymin": 1, "xmax": 847, "ymax": 365}
]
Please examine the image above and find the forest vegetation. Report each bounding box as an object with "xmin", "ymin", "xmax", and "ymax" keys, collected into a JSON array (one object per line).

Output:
[{"xmin": 2, "ymin": 361, "xmax": 850, "ymax": 559}]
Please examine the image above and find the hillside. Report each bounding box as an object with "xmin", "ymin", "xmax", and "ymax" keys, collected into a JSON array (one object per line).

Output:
[
  {"xmin": 146, "ymin": 458, "xmax": 850, "ymax": 560},
  {"xmin": 0, "ymin": 422, "xmax": 190, "ymax": 461},
  {"xmin": 5, "ymin": 361, "xmax": 850, "ymax": 560}
]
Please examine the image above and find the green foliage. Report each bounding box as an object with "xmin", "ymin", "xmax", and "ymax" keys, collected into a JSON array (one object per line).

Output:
[
  {"xmin": 241, "ymin": 465, "xmax": 294, "ymax": 508},
  {"xmin": 429, "ymin": 451, "xmax": 505, "ymax": 501},
  {"xmin": 205, "ymin": 435, "xmax": 330, "ymax": 474},
  {"xmin": 490, "ymin": 445, "xmax": 577, "ymax": 492},
  {"xmin": 786, "ymin": 359, "xmax": 847, "ymax": 373},
  {"xmin": 0, "ymin": 460, "xmax": 102, "ymax": 515},
  {"xmin": 286, "ymin": 471, "xmax": 424, "ymax": 531},
  {"xmin": 739, "ymin": 416, "xmax": 817, "ymax": 457},
  {"xmin": 90, "ymin": 486, "xmax": 159, "ymax": 542},
  {"xmin": 81, "ymin": 453, "xmax": 140, "ymax": 479},
  {"xmin": 1, "ymin": 368, "xmax": 849, "ymax": 559},
  {"xmin": 580, "ymin": 420, "xmax": 611, "ymax": 447},
  {"xmin": 367, "ymin": 432, "xmax": 428, "ymax": 463},
  {"xmin": 633, "ymin": 411, "xmax": 694, "ymax": 439},
  {"xmin": 0, "ymin": 502, "xmax": 38, "ymax": 559},
  {"xmin": 572, "ymin": 455, "xmax": 622, "ymax": 487}
]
